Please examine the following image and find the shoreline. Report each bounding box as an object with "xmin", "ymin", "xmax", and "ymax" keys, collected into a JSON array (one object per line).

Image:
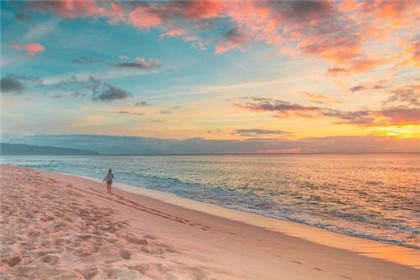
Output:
[
  {"xmin": 65, "ymin": 171, "xmax": 420, "ymax": 269},
  {"xmin": 6, "ymin": 163, "xmax": 419, "ymax": 268},
  {"xmin": 113, "ymin": 180, "xmax": 420, "ymax": 269},
  {"xmin": 1, "ymin": 164, "xmax": 419, "ymax": 279}
]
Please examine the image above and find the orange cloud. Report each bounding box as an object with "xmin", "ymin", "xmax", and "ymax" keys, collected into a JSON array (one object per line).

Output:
[
  {"xmin": 396, "ymin": 36, "xmax": 420, "ymax": 68},
  {"xmin": 236, "ymin": 97, "xmax": 420, "ymax": 127},
  {"xmin": 300, "ymin": 91, "xmax": 343, "ymax": 104},
  {"xmin": 349, "ymin": 79, "xmax": 389, "ymax": 92},
  {"xmin": 350, "ymin": 57, "xmax": 393, "ymax": 72},
  {"xmin": 370, "ymin": 0, "xmax": 418, "ymax": 27},
  {"xmin": 10, "ymin": 43, "xmax": 45, "ymax": 56},
  {"xmin": 327, "ymin": 57, "xmax": 393, "ymax": 75},
  {"xmin": 339, "ymin": 0, "xmax": 360, "ymax": 12},
  {"xmin": 383, "ymin": 84, "xmax": 420, "ymax": 108}
]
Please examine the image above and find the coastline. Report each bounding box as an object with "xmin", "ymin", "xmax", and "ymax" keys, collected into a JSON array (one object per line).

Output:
[
  {"xmin": 112, "ymin": 179, "xmax": 420, "ymax": 269},
  {"xmin": 1, "ymin": 164, "xmax": 419, "ymax": 279}
]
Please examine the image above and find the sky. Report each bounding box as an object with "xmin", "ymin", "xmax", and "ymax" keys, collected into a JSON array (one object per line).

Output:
[{"xmin": 1, "ymin": 0, "xmax": 419, "ymax": 153}]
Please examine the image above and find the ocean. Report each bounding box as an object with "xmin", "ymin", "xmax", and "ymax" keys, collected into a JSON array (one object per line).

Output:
[{"xmin": 1, "ymin": 153, "xmax": 418, "ymax": 249}]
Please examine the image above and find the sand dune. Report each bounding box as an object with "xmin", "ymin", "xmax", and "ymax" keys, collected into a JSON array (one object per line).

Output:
[{"xmin": 0, "ymin": 164, "xmax": 418, "ymax": 279}]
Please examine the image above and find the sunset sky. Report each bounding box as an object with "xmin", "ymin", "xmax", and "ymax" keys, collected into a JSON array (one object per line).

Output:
[{"xmin": 1, "ymin": 0, "xmax": 419, "ymax": 153}]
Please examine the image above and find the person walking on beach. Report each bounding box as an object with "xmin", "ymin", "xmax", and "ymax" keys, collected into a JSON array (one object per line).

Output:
[{"xmin": 103, "ymin": 169, "xmax": 114, "ymax": 193}]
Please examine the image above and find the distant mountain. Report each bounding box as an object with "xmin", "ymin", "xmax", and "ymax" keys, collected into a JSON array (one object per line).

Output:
[{"xmin": 0, "ymin": 143, "xmax": 99, "ymax": 155}]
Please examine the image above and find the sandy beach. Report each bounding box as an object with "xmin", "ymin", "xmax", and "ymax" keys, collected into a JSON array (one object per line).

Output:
[{"xmin": 0, "ymin": 164, "xmax": 418, "ymax": 280}]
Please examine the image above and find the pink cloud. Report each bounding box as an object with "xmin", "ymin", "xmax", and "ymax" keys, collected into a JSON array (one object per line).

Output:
[
  {"xmin": 25, "ymin": 0, "xmax": 100, "ymax": 19},
  {"xmin": 10, "ymin": 43, "xmax": 45, "ymax": 56},
  {"xmin": 183, "ymin": 0, "xmax": 224, "ymax": 19},
  {"xmin": 160, "ymin": 28, "xmax": 188, "ymax": 38},
  {"xmin": 128, "ymin": 7, "xmax": 162, "ymax": 29},
  {"xmin": 184, "ymin": 36, "xmax": 206, "ymax": 50},
  {"xmin": 25, "ymin": 43, "xmax": 45, "ymax": 56},
  {"xmin": 104, "ymin": 2, "xmax": 125, "ymax": 24},
  {"xmin": 135, "ymin": 57, "xmax": 146, "ymax": 63},
  {"xmin": 326, "ymin": 67, "xmax": 349, "ymax": 75},
  {"xmin": 223, "ymin": 0, "xmax": 416, "ymax": 72},
  {"xmin": 161, "ymin": 30, "xmax": 206, "ymax": 50},
  {"xmin": 214, "ymin": 28, "xmax": 249, "ymax": 54},
  {"xmin": 184, "ymin": 35, "xmax": 201, "ymax": 42},
  {"xmin": 10, "ymin": 43, "xmax": 20, "ymax": 50},
  {"xmin": 19, "ymin": 0, "xmax": 418, "ymax": 70},
  {"xmin": 297, "ymin": 33, "xmax": 362, "ymax": 64},
  {"xmin": 225, "ymin": 1, "xmax": 271, "ymax": 31},
  {"xmin": 57, "ymin": 0, "xmax": 99, "ymax": 18}
]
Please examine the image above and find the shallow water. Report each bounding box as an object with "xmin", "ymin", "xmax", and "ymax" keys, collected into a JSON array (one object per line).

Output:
[{"xmin": 2, "ymin": 153, "xmax": 419, "ymax": 249}]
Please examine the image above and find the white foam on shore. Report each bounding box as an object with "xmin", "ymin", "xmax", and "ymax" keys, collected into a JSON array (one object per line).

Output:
[{"xmin": 63, "ymin": 173, "xmax": 420, "ymax": 269}]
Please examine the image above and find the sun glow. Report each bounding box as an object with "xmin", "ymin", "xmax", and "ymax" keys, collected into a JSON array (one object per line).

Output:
[{"xmin": 374, "ymin": 125, "xmax": 420, "ymax": 138}]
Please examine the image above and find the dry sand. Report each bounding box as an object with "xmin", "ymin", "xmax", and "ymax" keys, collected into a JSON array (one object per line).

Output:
[{"xmin": 0, "ymin": 164, "xmax": 418, "ymax": 279}]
